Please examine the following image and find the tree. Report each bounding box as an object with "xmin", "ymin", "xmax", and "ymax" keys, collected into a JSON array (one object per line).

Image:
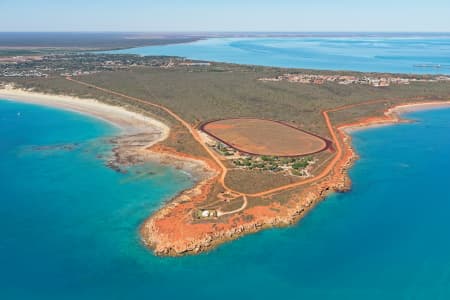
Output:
[{"xmin": 292, "ymin": 160, "xmax": 308, "ymax": 170}]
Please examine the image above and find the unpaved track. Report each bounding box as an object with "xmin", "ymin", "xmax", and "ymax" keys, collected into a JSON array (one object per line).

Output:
[
  {"xmin": 67, "ymin": 77, "xmax": 229, "ymax": 177},
  {"xmin": 246, "ymin": 100, "xmax": 392, "ymax": 197},
  {"xmin": 65, "ymin": 77, "xmax": 401, "ymax": 213},
  {"xmin": 217, "ymin": 196, "xmax": 248, "ymax": 217}
]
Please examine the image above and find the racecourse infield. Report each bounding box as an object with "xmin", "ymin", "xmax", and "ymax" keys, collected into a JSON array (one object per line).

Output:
[{"xmin": 201, "ymin": 118, "xmax": 331, "ymax": 157}]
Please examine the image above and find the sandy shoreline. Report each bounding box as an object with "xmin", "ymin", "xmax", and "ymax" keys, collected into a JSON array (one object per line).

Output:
[
  {"xmin": 343, "ymin": 101, "xmax": 450, "ymax": 133},
  {"xmin": 0, "ymin": 86, "xmax": 216, "ymax": 177},
  {"xmin": 0, "ymin": 87, "xmax": 170, "ymax": 139},
  {"xmin": 2, "ymin": 86, "xmax": 450, "ymax": 256},
  {"xmin": 0, "ymin": 85, "xmax": 216, "ymax": 198},
  {"xmin": 389, "ymin": 101, "xmax": 450, "ymax": 114}
]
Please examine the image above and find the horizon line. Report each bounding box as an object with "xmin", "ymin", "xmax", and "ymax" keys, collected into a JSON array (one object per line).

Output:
[{"xmin": 1, "ymin": 31, "xmax": 450, "ymax": 34}]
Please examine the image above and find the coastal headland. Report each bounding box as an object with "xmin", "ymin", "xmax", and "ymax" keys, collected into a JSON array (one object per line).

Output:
[
  {"xmin": 3, "ymin": 55, "xmax": 450, "ymax": 256},
  {"xmin": 2, "ymin": 84, "xmax": 449, "ymax": 256},
  {"xmin": 140, "ymin": 98, "xmax": 450, "ymax": 255}
]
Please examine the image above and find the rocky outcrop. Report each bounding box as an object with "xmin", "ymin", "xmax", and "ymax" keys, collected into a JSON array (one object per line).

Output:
[
  {"xmin": 140, "ymin": 125, "xmax": 358, "ymax": 256},
  {"xmin": 139, "ymin": 102, "xmax": 449, "ymax": 256}
]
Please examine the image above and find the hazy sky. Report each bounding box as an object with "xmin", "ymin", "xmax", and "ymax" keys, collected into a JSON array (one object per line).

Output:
[{"xmin": 1, "ymin": 0, "xmax": 449, "ymax": 32}]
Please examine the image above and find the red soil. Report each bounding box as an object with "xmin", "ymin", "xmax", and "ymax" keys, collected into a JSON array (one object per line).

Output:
[
  {"xmin": 66, "ymin": 77, "xmax": 449, "ymax": 256},
  {"xmin": 202, "ymin": 118, "xmax": 329, "ymax": 157},
  {"xmin": 139, "ymin": 102, "xmax": 423, "ymax": 256}
]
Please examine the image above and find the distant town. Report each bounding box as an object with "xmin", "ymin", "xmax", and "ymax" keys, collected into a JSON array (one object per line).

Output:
[
  {"xmin": 260, "ymin": 73, "xmax": 450, "ymax": 87},
  {"xmin": 4, "ymin": 54, "xmax": 449, "ymax": 89},
  {"xmin": 0, "ymin": 54, "xmax": 210, "ymax": 78}
]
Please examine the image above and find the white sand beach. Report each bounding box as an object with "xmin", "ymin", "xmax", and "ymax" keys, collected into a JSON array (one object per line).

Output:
[{"xmin": 0, "ymin": 86, "xmax": 170, "ymax": 141}]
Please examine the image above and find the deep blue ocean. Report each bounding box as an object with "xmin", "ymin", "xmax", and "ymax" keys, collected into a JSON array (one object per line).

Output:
[
  {"xmin": 107, "ymin": 36, "xmax": 450, "ymax": 74},
  {"xmin": 1, "ymin": 98, "xmax": 450, "ymax": 299}
]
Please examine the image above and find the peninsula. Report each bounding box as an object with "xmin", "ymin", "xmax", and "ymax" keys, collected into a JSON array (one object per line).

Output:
[{"xmin": 2, "ymin": 53, "xmax": 450, "ymax": 256}]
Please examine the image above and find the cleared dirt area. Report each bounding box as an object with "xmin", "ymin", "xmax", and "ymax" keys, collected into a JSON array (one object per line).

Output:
[{"xmin": 201, "ymin": 118, "xmax": 330, "ymax": 157}]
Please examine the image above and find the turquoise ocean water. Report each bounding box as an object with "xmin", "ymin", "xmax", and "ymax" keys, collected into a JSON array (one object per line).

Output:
[
  {"xmin": 3, "ymin": 34, "xmax": 450, "ymax": 298},
  {"xmin": 107, "ymin": 36, "xmax": 450, "ymax": 74},
  {"xmin": 1, "ymin": 100, "xmax": 450, "ymax": 299}
]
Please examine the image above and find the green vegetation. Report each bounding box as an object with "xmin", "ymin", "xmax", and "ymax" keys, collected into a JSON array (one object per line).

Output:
[
  {"xmin": 3, "ymin": 52, "xmax": 450, "ymax": 196},
  {"xmin": 5, "ymin": 54, "xmax": 450, "ymax": 140},
  {"xmin": 0, "ymin": 53, "xmax": 181, "ymax": 78},
  {"xmin": 233, "ymin": 155, "xmax": 312, "ymax": 173},
  {"xmin": 214, "ymin": 142, "xmax": 235, "ymax": 156},
  {"xmin": 292, "ymin": 157, "xmax": 312, "ymax": 170},
  {"xmin": 74, "ymin": 63, "xmax": 450, "ymax": 137}
]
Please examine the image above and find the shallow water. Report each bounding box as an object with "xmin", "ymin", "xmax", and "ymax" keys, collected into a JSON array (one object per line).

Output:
[
  {"xmin": 107, "ymin": 36, "xmax": 450, "ymax": 74},
  {"xmin": 1, "ymin": 100, "xmax": 450, "ymax": 299}
]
